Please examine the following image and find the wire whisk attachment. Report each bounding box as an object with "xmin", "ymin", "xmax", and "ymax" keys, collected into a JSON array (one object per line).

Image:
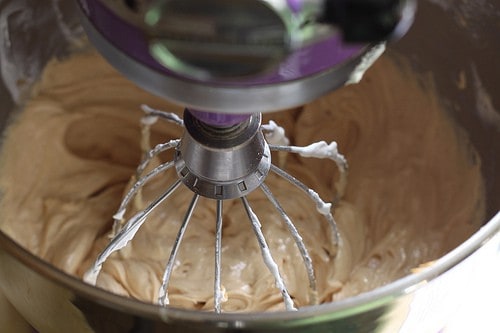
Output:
[{"xmin": 84, "ymin": 105, "xmax": 347, "ymax": 312}]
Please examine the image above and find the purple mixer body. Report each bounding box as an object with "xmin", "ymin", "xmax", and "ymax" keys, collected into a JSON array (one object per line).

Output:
[{"xmin": 77, "ymin": 0, "xmax": 365, "ymax": 125}]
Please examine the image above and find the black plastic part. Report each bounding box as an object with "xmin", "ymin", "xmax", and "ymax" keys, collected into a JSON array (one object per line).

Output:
[{"xmin": 322, "ymin": 0, "xmax": 407, "ymax": 42}]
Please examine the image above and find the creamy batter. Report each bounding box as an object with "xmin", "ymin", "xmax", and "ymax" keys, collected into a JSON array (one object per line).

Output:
[{"xmin": 0, "ymin": 50, "xmax": 484, "ymax": 312}]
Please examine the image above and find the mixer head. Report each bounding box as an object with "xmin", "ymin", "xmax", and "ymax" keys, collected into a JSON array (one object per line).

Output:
[{"xmin": 77, "ymin": 0, "xmax": 415, "ymax": 113}]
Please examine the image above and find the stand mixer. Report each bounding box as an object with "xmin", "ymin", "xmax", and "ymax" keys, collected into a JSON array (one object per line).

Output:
[{"xmin": 76, "ymin": 0, "xmax": 416, "ymax": 312}]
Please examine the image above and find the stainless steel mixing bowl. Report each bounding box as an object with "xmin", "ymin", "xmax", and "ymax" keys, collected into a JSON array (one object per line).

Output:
[{"xmin": 0, "ymin": 1, "xmax": 499, "ymax": 332}]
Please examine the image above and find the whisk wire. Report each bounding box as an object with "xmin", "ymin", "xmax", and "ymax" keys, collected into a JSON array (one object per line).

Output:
[
  {"xmin": 83, "ymin": 179, "xmax": 183, "ymax": 285},
  {"xmin": 270, "ymin": 164, "xmax": 340, "ymax": 249},
  {"xmin": 114, "ymin": 160, "xmax": 176, "ymax": 226},
  {"xmin": 141, "ymin": 104, "xmax": 184, "ymax": 126},
  {"xmin": 260, "ymin": 183, "xmax": 318, "ymax": 305},
  {"xmin": 159, "ymin": 193, "xmax": 200, "ymax": 306},
  {"xmin": 136, "ymin": 140, "xmax": 180, "ymax": 176},
  {"xmin": 241, "ymin": 196, "xmax": 297, "ymax": 311},
  {"xmin": 214, "ymin": 199, "xmax": 224, "ymax": 313}
]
